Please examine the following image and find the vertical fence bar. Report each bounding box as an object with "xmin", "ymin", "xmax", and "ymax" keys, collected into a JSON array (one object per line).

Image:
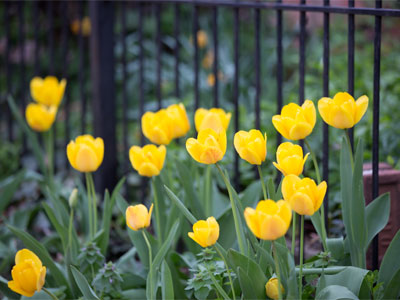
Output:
[
  {"xmin": 5, "ymin": 1, "xmax": 13, "ymax": 141},
  {"xmin": 174, "ymin": 4, "xmax": 180, "ymax": 98},
  {"xmin": 193, "ymin": 5, "xmax": 199, "ymax": 110},
  {"xmin": 121, "ymin": 1, "xmax": 128, "ymax": 174},
  {"xmin": 299, "ymin": 0, "xmax": 306, "ymax": 105},
  {"xmin": 254, "ymin": 8, "xmax": 261, "ymax": 130},
  {"xmin": 79, "ymin": 1, "xmax": 87, "ymax": 134},
  {"xmin": 233, "ymin": 6, "xmax": 240, "ymax": 189},
  {"xmin": 34, "ymin": 1, "xmax": 40, "ymax": 76},
  {"xmin": 18, "ymin": 1, "xmax": 27, "ymax": 152},
  {"xmin": 323, "ymin": 0, "xmax": 330, "ymax": 233},
  {"xmin": 139, "ymin": 2, "xmax": 145, "ymax": 145},
  {"xmin": 348, "ymin": 0, "xmax": 355, "ymax": 149},
  {"xmin": 372, "ymin": 0, "xmax": 382, "ymax": 270},
  {"xmin": 213, "ymin": 7, "xmax": 219, "ymax": 107},
  {"xmin": 276, "ymin": 0, "xmax": 283, "ymax": 149},
  {"xmin": 156, "ymin": 4, "xmax": 162, "ymax": 109}
]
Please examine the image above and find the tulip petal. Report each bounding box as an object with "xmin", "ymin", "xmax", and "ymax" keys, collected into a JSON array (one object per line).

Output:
[
  {"xmin": 314, "ymin": 181, "xmax": 327, "ymax": 213},
  {"xmin": 289, "ymin": 192, "xmax": 314, "ymax": 216},
  {"xmin": 186, "ymin": 138, "xmax": 204, "ymax": 163},
  {"xmin": 302, "ymin": 100, "xmax": 316, "ymax": 128},
  {"xmin": 282, "ymin": 174, "xmax": 301, "ymax": 201},
  {"xmin": 289, "ymin": 122, "xmax": 313, "ymax": 140},
  {"xmin": 15, "ymin": 249, "xmax": 42, "ymax": 267},
  {"xmin": 146, "ymin": 204, "xmax": 154, "ymax": 227},
  {"xmin": 318, "ymin": 98, "xmax": 332, "ymax": 126},
  {"xmin": 75, "ymin": 145, "xmax": 99, "ymax": 173},
  {"xmin": 354, "ymin": 95, "xmax": 369, "ymax": 124},
  {"xmin": 36, "ymin": 267, "xmax": 46, "ymax": 291},
  {"xmin": 244, "ymin": 207, "xmax": 261, "ymax": 239},
  {"xmin": 330, "ymin": 105, "xmax": 354, "ymax": 129},
  {"xmin": 272, "ymin": 115, "xmax": 290, "ymax": 140},
  {"xmin": 8, "ymin": 280, "xmax": 35, "ymax": 297},
  {"xmin": 260, "ymin": 215, "xmax": 287, "ymax": 240}
]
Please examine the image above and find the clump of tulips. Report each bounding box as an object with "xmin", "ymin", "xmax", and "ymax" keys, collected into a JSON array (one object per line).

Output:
[{"xmin": 4, "ymin": 77, "xmax": 400, "ymax": 300}]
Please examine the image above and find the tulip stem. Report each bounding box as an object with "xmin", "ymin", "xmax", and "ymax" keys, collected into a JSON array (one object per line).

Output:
[
  {"xmin": 45, "ymin": 128, "xmax": 54, "ymax": 187},
  {"xmin": 85, "ymin": 173, "xmax": 94, "ymax": 239},
  {"xmin": 42, "ymin": 287, "xmax": 60, "ymax": 300},
  {"xmin": 272, "ymin": 241, "xmax": 283, "ymax": 300},
  {"xmin": 88, "ymin": 173, "xmax": 97, "ymax": 235},
  {"xmin": 299, "ymin": 215, "xmax": 304, "ymax": 298},
  {"xmin": 345, "ymin": 130, "xmax": 354, "ymax": 169},
  {"xmin": 205, "ymin": 165, "xmax": 212, "ymax": 216},
  {"xmin": 215, "ymin": 163, "xmax": 246, "ymax": 255},
  {"xmin": 214, "ymin": 245, "xmax": 236, "ymax": 300},
  {"xmin": 67, "ymin": 208, "xmax": 74, "ymax": 254},
  {"xmin": 142, "ymin": 230, "xmax": 154, "ymax": 300},
  {"xmin": 291, "ymin": 212, "xmax": 296, "ymax": 256},
  {"xmin": 257, "ymin": 165, "xmax": 268, "ymax": 200},
  {"xmin": 151, "ymin": 178, "xmax": 163, "ymax": 245},
  {"xmin": 304, "ymin": 139, "xmax": 321, "ymax": 183}
]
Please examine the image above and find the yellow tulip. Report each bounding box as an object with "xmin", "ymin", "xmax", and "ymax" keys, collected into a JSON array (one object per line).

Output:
[
  {"xmin": 244, "ymin": 200, "xmax": 292, "ymax": 241},
  {"xmin": 30, "ymin": 76, "xmax": 66, "ymax": 107},
  {"xmin": 186, "ymin": 128, "xmax": 226, "ymax": 164},
  {"xmin": 25, "ymin": 103, "xmax": 57, "ymax": 132},
  {"xmin": 188, "ymin": 217, "xmax": 219, "ymax": 247},
  {"xmin": 8, "ymin": 249, "xmax": 46, "ymax": 297},
  {"xmin": 265, "ymin": 278, "xmax": 284, "ymax": 300},
  {"xmin": 129, "ymin": 144, "xmax": 166, "ymax": 177},
  {"xmin": 234, "ymin": 130, "xmax": 267, "ymax": 165},
  {"xmin": 202, "ymin": 50, "xmax": 214, "ymax": 69},
  {"xmin": 126, "ymin": 204, "xmax": 154, "ymax": 231},
  {"xmin": 197, "ymin": 30, "xmax": 208, "ymax": 49},
  {"xmin": 194, "ymin": 108, "xmax": 231, "ymax": 133},
  {"xmin": 66, "ymin": 135, "xmax": 104, "ymax": 173},
  {"xmin": 318, "ymin": 92, "xmax": 369, "ymax": 129},
  {"xmin": 165, "ymin": 103, "xmax": 191, "ymax": 139},
  {"xmin": 273, "ymin": 142, "xmax": 309, "ymax": 176},
  {"xmin": 142, "ymin": 109, "xmax": 174, "ymax": 145},
  {"xmin": 282, "ymin": 175, "xmax": 327, "ymax": 216},
  {"xmin": 272, "ymin": 100, "xmax": 316, "ymax": 140}
]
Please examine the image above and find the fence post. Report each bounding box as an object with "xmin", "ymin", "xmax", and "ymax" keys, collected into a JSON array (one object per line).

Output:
[{"xmin": 89, "ymin": 1, "xmax": 117, "ymax": 192}]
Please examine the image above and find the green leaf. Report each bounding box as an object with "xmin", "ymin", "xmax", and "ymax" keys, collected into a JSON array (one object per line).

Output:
[
  {"xmin": 236, "ymin": 267, "xmax": 259, "ymax": 300},
  {"xmin": 42, "ymin": 202, "xmax": 68, "ymax": 251},
  {"xmin": 164, "ymin": 185, "xmax": 197, "ymax": 224},
  {"xmin": 0, "ymin": 169, "xmax": 26, "ymax": 215},
  {"xmin": 7, "ymin": 224, "xmax": 69, "ymax": 292},
  {"xmin": 310, "ymin": 210, "xmax": 324, "ymax": 244},
  {"xmin": 365, "ymin": 193, "xmax": 390, "ymax": 247},
  {"xmin": 326, "ymin": 237, "xmax": 347, "ymax": 262},
  {"xmin": 70, "ymin": 266, "xmax": 100, "ymax": 300},
  {"xmin": 382, "ymin": 268, "xmax": 400, "ymax": 299},
  {"xmin": 207, "ymin": 268, "xmax": 230, "ymax": 300},
  {"xmin": 121, "ymin": 289, "xmax": 147, "ymax": 299},
  {"xmin": 316, "ymin": 285, "xmax": 358, "ymax": 300},
  {"xmin": 378, "ymin": 229, "xmax": 400, "ymax": 289},
  {"xmin": 161, "ymin": 260, "xmax": 174, "ymax": 300}
]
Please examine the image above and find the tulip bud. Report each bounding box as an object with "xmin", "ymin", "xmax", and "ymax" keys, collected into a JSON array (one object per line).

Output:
[
  {"xmin": 8, "ymin": 249, "xmax": 46, "ymax": 297},
  {"xmin": 25, "ymin": 103, "xmax": 57, "ymax": 132},
  {"xmin": 234, "ymin": 129, "xmax": 267, "ymax": 165},
  {"xmin": 165, "ymin": 103, "xmax": 191, "ymax": 139},
  {"xmin": 265, "ymin": 278, "xmax": 284, "ymax": 300},
  {"xmin": 141, "ymin": 110, "xmax": 174, "ymax": 145},
  {"xmin": 194, "ymin": 108, "xmax": 231, "ymax": 133},
  {"xmin": 188, "ymin": 217, "xmax": 219, "ymax": 248},
  {"xmin": 69, "ymin": 188, "xmax": 78, "ymax": 209},
  {"xmin": 66, "ymin": 135, "xmax": 104, "ymax": 173},
  {"xmin": 126, "ymin": 204, "xmax": 153, "ymax": 231},
  {"xmin": 30, "ymin": 76, "xmax": 66, "ymax": 107},
  {"xmin": 129, "ymin": 144, "xmax": 166, "ymax": 177},
  {"xmin": 273, "ymin": 142, "xmax": 309, "ymax": 176}
]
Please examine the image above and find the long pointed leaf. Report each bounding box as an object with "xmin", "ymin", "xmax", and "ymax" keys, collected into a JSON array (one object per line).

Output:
[
  {"xmin": 366, "ymin": 193, "xmax": 390, "ymax": 247},
  {"xmin": 70, "ymin": 266, "xmax": 100, "ymax": 300}
]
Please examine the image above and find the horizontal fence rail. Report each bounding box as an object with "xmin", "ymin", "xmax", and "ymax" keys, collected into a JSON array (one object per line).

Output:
[{"xmin": 1, "ymin": 0, "xmax": 399, "ymax": 271}]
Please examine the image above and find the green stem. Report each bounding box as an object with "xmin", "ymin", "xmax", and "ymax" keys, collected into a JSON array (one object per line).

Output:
[
  {"xmin": 152, "ymin": 177, "xmax": 163, "ymax": 245},
  {"xmin": 85, "ymin": 173, "xmax": 94, "ymax": 239},
  {"xmin": 304, "ymin": 139, "xmax": 328, "ymax": 252},
  {"xmin": 205, "ymin": 165, "xmax": 212, "ymax": 216},
  {"xmin": 67, "ymin": 209, "xmax": 74, "ymax": 254},
  {"xmin": 299, "ymin": 215, "xmax": 304, "ymax": 298},
  {"xmin": 291, "ymin": 212, "xmax": 296, "ymax": 256},
  {"xmin": 88, "ymin": 173, "xmax": 97, "ymax": 235},
  {"xmin": 142, "ymin": 230, "xmax": 154, "ymax": 300},
  {"xmin": 214, "ymin": 245, "xmax": 236, "ymax": 300},
  {"xmin": 44, "ymin": 128, "xmax": 54, "ymax": 187},
  {"xmin": 215, "ymin": 163, "xmax": 246, "ymax": 255},
  {"xmin": 42, "ymin": 287, "xmax": 60, "ymax": 300},
  {"xmin": 345, "ymin": 130, "xmax": 354, "ymax": 169},
  {"xmin": 272, "ymin": 241, "xmax": 283, "ymax": 300},
  {"xmin": 294, "ymin": 266, "xmax": 347, "ymax": 275},
  {"xmin": 257, "ymin": 165, "xmax": 268, "ymax": 200}
]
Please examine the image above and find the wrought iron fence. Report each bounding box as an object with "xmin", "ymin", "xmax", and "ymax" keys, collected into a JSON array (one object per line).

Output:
[{"xmin": 1, "ymin": 0, "xmax": 400, "ymax": 270}]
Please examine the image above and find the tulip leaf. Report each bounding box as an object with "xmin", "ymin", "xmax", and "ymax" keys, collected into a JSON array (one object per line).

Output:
[
  {"xmin": 236, "ymin": 266, "xmax": 262, "ymax": 300},
  {"xmin": 121, "ymin": 289, "xmax": 147, "ymax": 299},
  {"xmin": 44, "ymin": 186, "xmax": 70, "ymax": 228},
  {"xmin": 6, "ymin": 224, "xmax": 70, "ymax": 294},
  {"xmin": 70, "ymin": 265, "xmax": 100, "ymax": 300},
  {"xmin": 378, "ymin": 229, "xmax": 400, "ymax": 290},
  {"xmin": 310, "ymin": 210, "xmax": 324, "ymax": 245},
  {"xmin": 42, "ymin": 202, "xmax": 68, "ymax": 251},
  {"xmin": 316, "ymin": 285, "xmax": 358, "ymax": 300},
  {"xmin": 164, "ymin": 185, "xmax": 197, "ymax": 224},
  {"xmin": 326, "ymin": 237, "xmax": 347, "ymax": 262},
  {"xmin": 161, "ymin": 260, "xmax": 174, "ymax": 300},
  {"xmin": 382, "ymin": 268, "xmax": 400, "ymax": 299},
  {"xmin": 365, "ymin": 192, "xmax": 390, "ymax": 247},
  {"xmin": 0, "ymin": 169, "xmax": 26, "ymax": 215}
]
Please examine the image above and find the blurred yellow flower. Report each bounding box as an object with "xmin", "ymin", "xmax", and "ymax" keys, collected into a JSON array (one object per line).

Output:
[
  {"xmin": 282, "ymin": 175, "xmax": 327, "ymax": 216},
  {"xmin": 188, "ymin": 217, "xmax": 219, "ymax": 247},
  {"xmin": 265, "ymin": 278, "xmax": 284, "ymax": 300},
  {"xmin": 195, "ymin": 107, "xmax": 231, "ymax": 133},
  {"xmin": 129, "ymin": 144, "xmax": 166, "ymax": 177},
  {"xmin": 197, "ymin": 30, "xmax": 208, "ymax": 48},
  {"xmin": 272, "ymin": 100, "xmax": 316, "ymax": 141},
  {"xmin": 234, "ymin": 129, "xmax": 267, "ymax": 165},
  {"xmin": 207, "ymin": 72, "xmax": 224, "ymax": 87},
  {"xmin": 186, "ymin": 128, "xmax": 226, "ymax": 164},
  {"xmin": 126, "ymin": 204, "xmax": 153, "ymax": 231},
  {"xmin": 202, "ymin": 50, "xmax": 214, "ymax": 69},
  {"xmin": 318, "ymin": 92, "xmax": 368, "ymax": 129},
  {"xmin": 30, "ymin": 76, "xmax": 66, "ymax": 107},
  {"xmin": 70, "ymin": 16, "xmax": 91, "ymax": 36},
  {"xmin": 165, "ymin": 103, "xmax": 191, "ymax": 139},
  {"xmin": 244, "ymin": 200, "xmax": 292, "ymax": 240},
  {"xmin": 25, "ymin": 103, "xmax": 57, "ymax": 132},
  {"xmin": 8, "ymin": 249, "xmax": 46, "ymax": 297},
  {"xmin": 66, "ymin": 135, "xmax": 104, "ymax": 173},
  {"xmin": 142, "ymin": 109, "xmax": 174, "ymax": 145},
  {"xmin": 273, "ymin": 142, "xmax": 309, "ymax": 176}
]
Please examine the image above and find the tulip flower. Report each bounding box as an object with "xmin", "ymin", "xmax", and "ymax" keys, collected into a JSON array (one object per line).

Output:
[
  {"xmin": 282, "ymin": 175, "xmax": 327, "ymax": 216},
  {"xmin": 165, "ymin": 103, "xmax": 191, "ymax": 139},
  {"xmin": 197, "ymin": 30, "xmax": 208, "ymax": 49},
  {"xmin": 30, "ymin": 76, "xmax": 66, "ymax": 107},
  {"xmin": 142, "ymin": 109, "xmax": 174, "ymax": 145},
  {"xmin": 186, "ymin": 128, "xmax": 226, "ymax": 164},
  {"xmin": 188, "ymin": 217, "xmax": 219, "ymax": 247},
  {"xmin": 66, "ymin": 135, "xmax": 104, "ymax": 173},
  {"xmin": 244, "ymin": 200, "xmax": 292, "ymax": 241},
  {"xmin": 8, "ymin": 249, "xmax": 46, "ymax": 297},
  {"xmin": 126, "ymin": 204, "xmax": 154, "ymax": 231},
  {"xmin": 273, "ymin": 142, "xmax": 309, "ymax": 176},
  {"xmin": 234, "ymin": 129, "xmax": 267, "ymax": 165},
  {"xmin": 318, "ymin": 92, "xmax": 369, "ymax": 129},
  {"xmin": 265, "ymin": 278, "xmax": 284, "ymax": 300},
  {"xmin": 129, "ymin": 144, "xmax": 166, "ymax": 177},
  {"xmin": 25, "ymin": 103, "xmax": 57, "ymax": 132},
  {"xmin": 272, "ymin": 100, "xmax": 316, "ymax": 140},
  {"xmin": 195, "ymin": 108, "xmax": 231, "ymax": 133}
]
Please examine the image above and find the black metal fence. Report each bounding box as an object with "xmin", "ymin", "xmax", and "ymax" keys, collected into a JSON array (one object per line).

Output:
[{"xmin": 2, "ymin": 0, "xmax": 400, "ymax": 270}]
